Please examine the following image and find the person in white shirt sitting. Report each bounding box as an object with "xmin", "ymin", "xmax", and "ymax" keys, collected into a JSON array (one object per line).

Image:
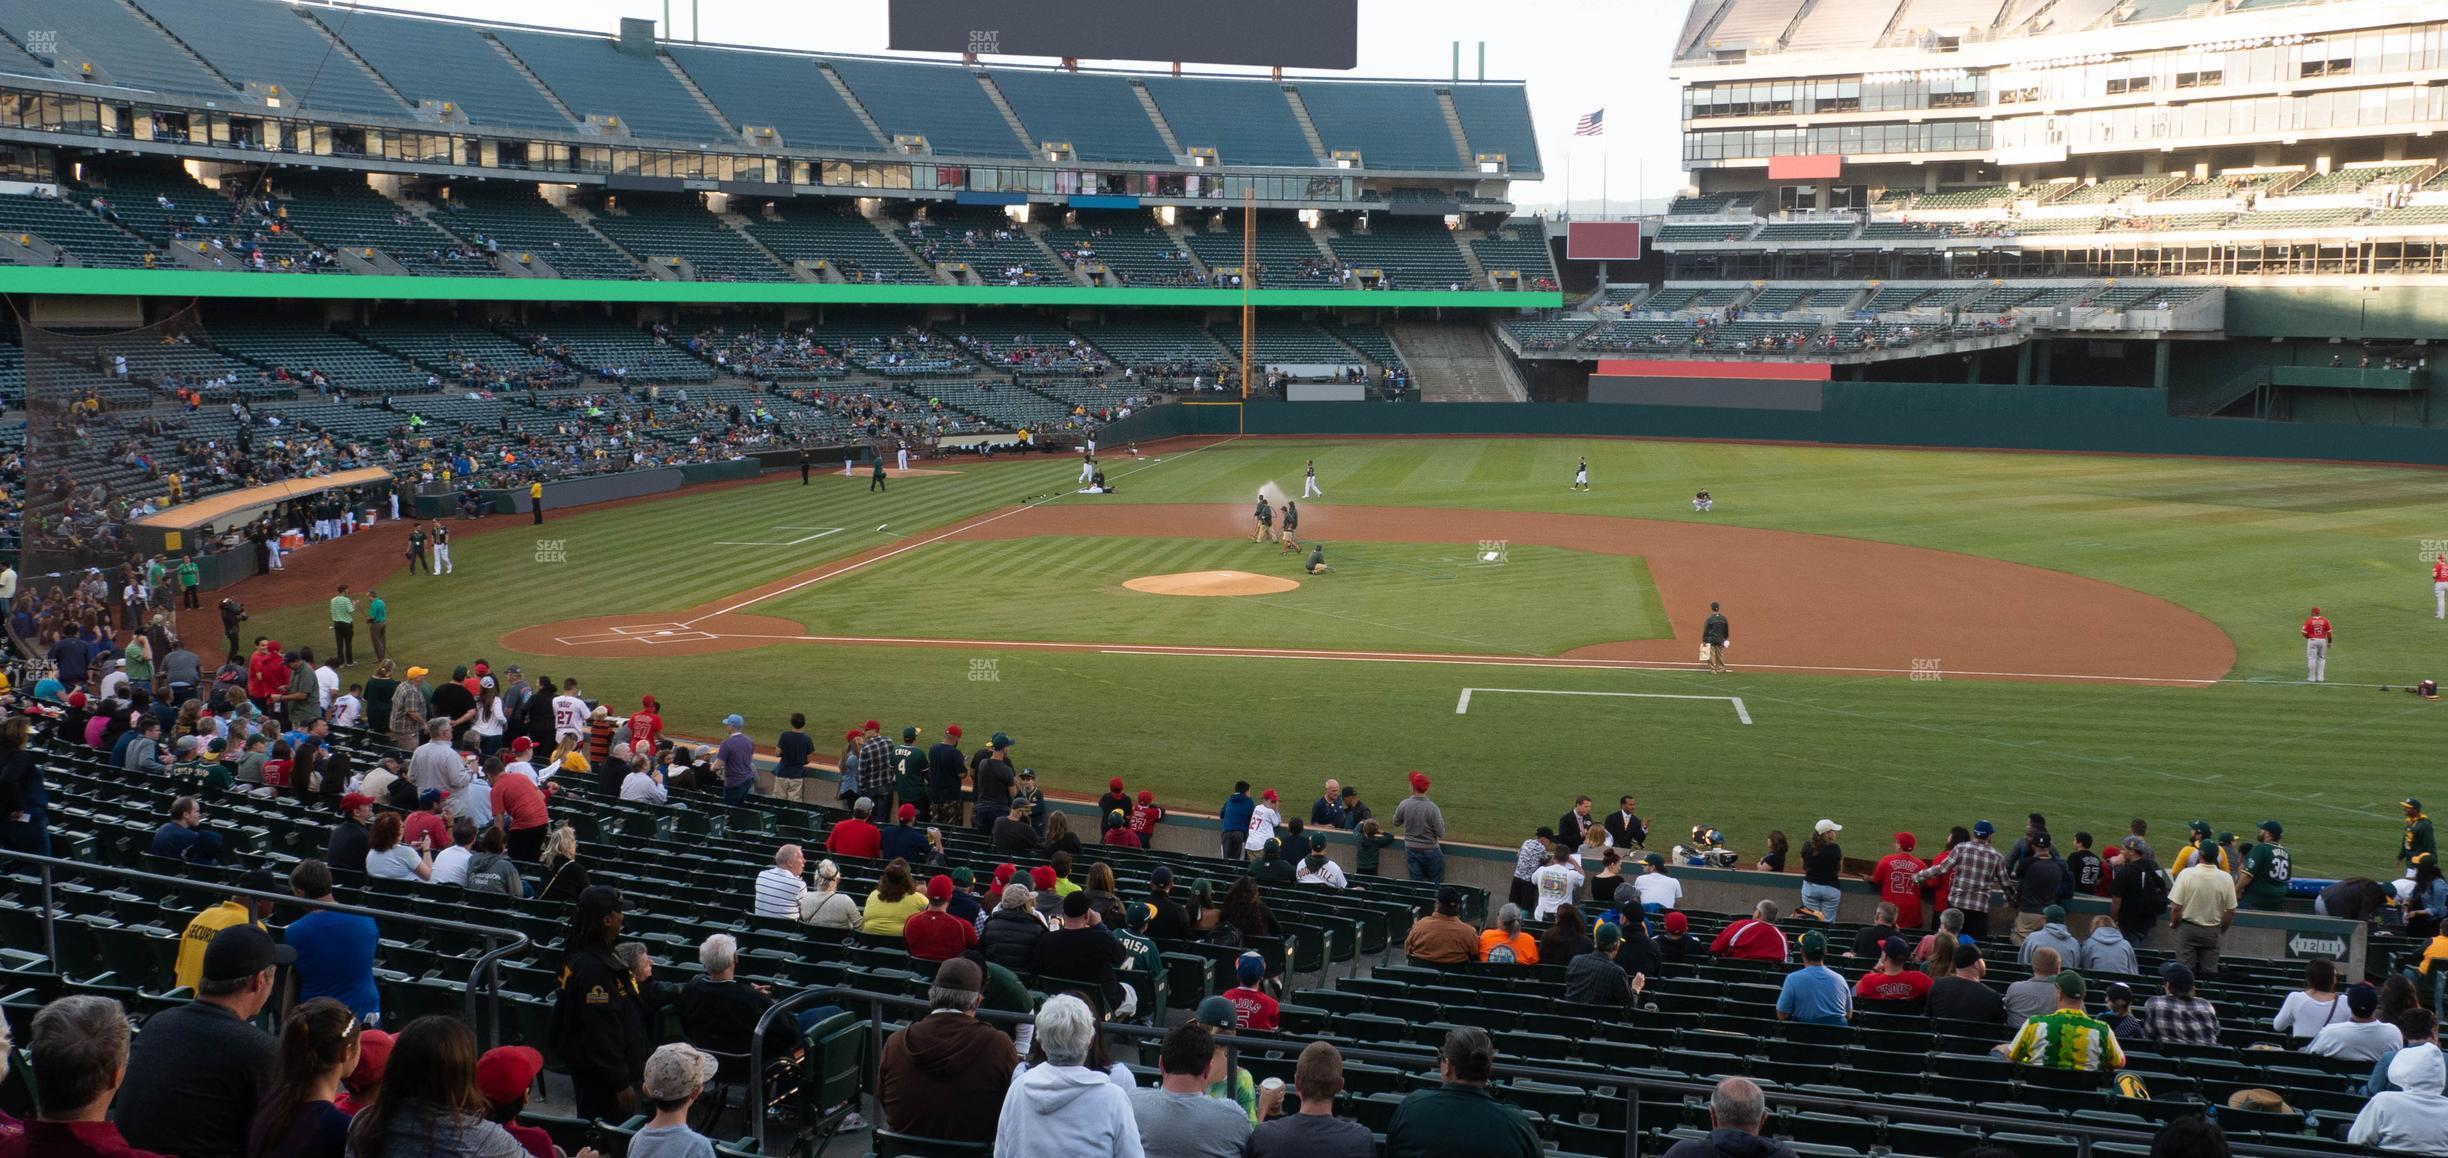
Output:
[
  {"xmin": 755, "ymin": 844, "xmax": 809, "ymax": 918},
  {"xmin": 431, "ymin": 818, "xmax": 477, "ymax": 887},
  {"xmin": 2311, "ymin": 983, "xmax": 2407, "ymax": 1062},
  {"xmin": 1296, "ymin": 847, "xmax": 1348, "ymax": 890},
  {"xmin": 1632, "ymin": 853, "xmax": 1685, "ymax": 915}
]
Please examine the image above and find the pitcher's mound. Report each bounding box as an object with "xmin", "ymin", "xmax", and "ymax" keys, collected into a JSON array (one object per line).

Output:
[{"xmin": 1123, "ymin": 570, "xmax": 1300, "ymax": 597}]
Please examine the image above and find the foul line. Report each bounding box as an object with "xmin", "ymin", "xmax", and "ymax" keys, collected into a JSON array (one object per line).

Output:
[
  {"xmin": 712, "ymin": 526, "xmax": 845, "ymax": 548},
  {"xmin": 1457, "ymin": 686, "xmax": 1753, "ymax": 724},
  {"xmin": 680, "ymin": 436, "xmax": 1240, "ymax": 627}
]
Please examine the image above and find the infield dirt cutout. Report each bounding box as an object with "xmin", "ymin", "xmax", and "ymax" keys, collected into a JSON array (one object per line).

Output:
[
  {"xmin": 1122, "ymin": 570, "xmax": 1302, "ymax": 597},
  {"xmin": 506, "ymin": 500, "xmax": 2238, "ymax": 685}
]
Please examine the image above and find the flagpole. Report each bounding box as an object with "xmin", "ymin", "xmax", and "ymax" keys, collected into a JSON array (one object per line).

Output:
[
  {"xmin": 1565, "ymin": 147, "xmax": 1573, "ymax": 222},
  {"xmin": 1602, "ymin": 154, "xmax": 1610, "ymax": 220}
]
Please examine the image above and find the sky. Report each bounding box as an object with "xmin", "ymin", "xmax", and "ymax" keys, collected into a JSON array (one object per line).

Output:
[{"xmin": 345, "ymin": 0, "xmax": 1684, "ymax": 215}]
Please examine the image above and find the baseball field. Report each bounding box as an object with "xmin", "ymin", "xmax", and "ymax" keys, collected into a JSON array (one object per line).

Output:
[{"xmin": 231, "ymin": 435, "xmax": 2447, "ymax": 875}]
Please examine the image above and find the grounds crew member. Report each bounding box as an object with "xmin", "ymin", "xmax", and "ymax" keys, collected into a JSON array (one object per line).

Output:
[
  {"xmin": 1280, "ymin": 501, "xmax": 1300, "ymax": 552},
  {"xmin": 1253, "ymin": 492, "xmax": 1274, "ymax": 542},
  {"xmin": 1702, "ymin": 602, "xmax": 1731, "ymax": 673},
  {"xmin": 530, "ymin": 479, "xmax": 545, "ymax": 524}
]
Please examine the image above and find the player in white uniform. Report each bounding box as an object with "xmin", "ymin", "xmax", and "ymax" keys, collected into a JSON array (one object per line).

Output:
[
  {"xmin": 1078, "ymin": 452, "xmax": 1095, "ymax": 484},
  {"xmin": 896, "ymin": 443, "xmax": 911, "ymax": 473},
  {"xmin": 1694, "ymin": 490, "xmax": 1713, "ymax": 512},
  {"xmin": 1302, "ymin": 459, "xmax": 1322, "ymax": 498},
  {"xmin": 1572, "ymin": 456, "xmax": 1590, "ymax": 492},
  {"xmin": 430, "ymin": 522, "xmax": 452, "ymax": 575},
  {"xmin": 2434, "ymin": 554, "xmax": 2447, "ymax": 619}
]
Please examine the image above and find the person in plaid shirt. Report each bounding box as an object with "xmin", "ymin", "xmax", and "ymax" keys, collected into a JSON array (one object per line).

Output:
[
  {"xmin": 1917, "ymin": 820, "xmax": 2007, "ymax": 938},
  {"xmin": 1510, "ymin": 826, "xmax": 1555, "ymax": 912},
  {"xmin": 2005, "ymin": 970, "xmax": 2126, "ymax": 1071},
  {"xmin": 855, "ymin": 720, "xmax": 895, "ymax": 808},
  {"xmin": 2142, "ymin": 962, "xmax": 2221, "ymax": 1047}
]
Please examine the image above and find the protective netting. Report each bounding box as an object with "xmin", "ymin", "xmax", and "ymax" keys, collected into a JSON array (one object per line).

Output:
[{"xmin": 16, "ymin": 303, "xmax": 226, "ymax": 585}]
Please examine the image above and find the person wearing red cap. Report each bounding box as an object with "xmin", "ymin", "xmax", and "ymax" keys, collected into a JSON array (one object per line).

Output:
[
  {"xmin": 629, "ymin": 697, "xmax": 663, "ymax": 768},
  {"xmin": 926, "ymin": 725, "xmax": 968, "ymax": 826},
  {"xmin": 335, "ymin": 1027, "xmax": 393, "ymax": 1114},
  {"xmin": 1658, "ymin": 910, "xmax": 1704, "ymax": 966},
  {"xmin": 826, "ymin": 796, "xmax": 883, "ymax": 860},
  {"xmin": 904, "ymin": 875, "xmax": 978, "ymax": 962},
  {"xmin": 475, "ymin": 1045, "xmax": 555, "ymax": 1158},
  {"xmin": 1097, "ymin": 777, "xmax": 1130, "ymax": 822},
  {"xmin": 492, "ymin": 753, "xmax": 553, "ymax": 863},
  {"xmin": 1246, "ymin": 789, "xmax": 1284, "ymax": 850},
  {"xmin": 1393, "ymin": 771, "xmax": 1447, "ymax": 884},
  {"xmin": 1129, "ymin": 790, "xmax": 1165, "ymax": 842},
  {"xmin": 2303, "ymin": 606, "xmax": 2333, "ymax": 682},
  {"xmin": 880, "ymin": 803, "xmax": 931, "ymax": 865},
  {"xmin": 1871, "ymin": 833, "xmax": 1929, "ymax": 930}
]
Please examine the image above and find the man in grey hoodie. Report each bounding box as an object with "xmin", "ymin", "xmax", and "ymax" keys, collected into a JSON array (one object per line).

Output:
[
  {"xmin": 2018, "ymin": 904, "xmax": 2083, "ymax": 968},
  {"xmin": 994, "ymin": 994, "xmax": 1140, "ymax": 1155},
  {"xmin": 2078, "ymin": 914, "xmax": 2137, "ymax": 976}
]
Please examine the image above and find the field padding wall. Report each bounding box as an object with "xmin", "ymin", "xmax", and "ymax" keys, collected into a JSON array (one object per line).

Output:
[{"xmin": 1116, "ymin": 383, "xmax": 2448, "ymax": 465}]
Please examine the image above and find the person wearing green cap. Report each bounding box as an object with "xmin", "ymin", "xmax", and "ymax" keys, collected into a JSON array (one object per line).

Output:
[
  {"xmin": 2239, "ymin": 821, "xmax": 2292, "ymax": 910},
  {"xmin": 1383, "ymin": 1028, "xmax": 1543, "ymax": 1158},
  {"xmin": 2404, "ymin": 799, "xmax": 2436, "ymax": 869},
  {"xmin": 2003, "ymin": 969, "xmax": 2125, "ymax": 1071},
  {"xmin": 1564, "ymin": 922, "xmax": 1644, "ymax": 1009},
  {"xmin": 2170, "ymin": 821, "xmax": 2232, "ymax": 876},
  {"xmin": 1774, "ymin": 930, "xmax": 1851, "ymax": 1026}
]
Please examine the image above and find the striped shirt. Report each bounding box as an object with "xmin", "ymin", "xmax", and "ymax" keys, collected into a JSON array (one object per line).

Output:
[
  {"xmin": 754, "ymin": 866, "xmax": 806, "ymax": 918},
  {"xmin": 2007, "ymin": 1008, "xmax": 2126, "ymax": 1072}
]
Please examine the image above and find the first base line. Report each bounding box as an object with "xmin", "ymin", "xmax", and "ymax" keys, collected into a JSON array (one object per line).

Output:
[{"xmin": 1455, "ymin": 686, "xmax": 1754, "ymax": 725}]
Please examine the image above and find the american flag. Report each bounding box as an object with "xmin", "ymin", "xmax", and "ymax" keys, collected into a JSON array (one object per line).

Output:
[{"xmin": 1574, "ymin": 109, "xmax": 1605, "ymax": 136}]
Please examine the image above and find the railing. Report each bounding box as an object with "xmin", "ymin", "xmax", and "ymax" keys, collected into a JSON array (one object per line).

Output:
[
  {"xmin": 0, "ymin": 849, "xmax": 531, "ymax": 1045},
  {"xmin": 750, "ymin": 986, "xmax": 2325, "ymax": 1158}
]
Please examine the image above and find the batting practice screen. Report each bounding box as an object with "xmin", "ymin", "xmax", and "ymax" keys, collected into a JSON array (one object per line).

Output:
[
  {"xmin": 888, "ymin": 0, "xmax": 1360, "ymax": 69},
  {"xmin": 1566, "ymin": 221, "xmax": 1645, "ymax": 262}
]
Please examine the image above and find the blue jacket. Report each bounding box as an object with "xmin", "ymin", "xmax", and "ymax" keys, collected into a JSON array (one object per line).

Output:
[
  {"xmin": 1310, "ymin": 796, "xmax": 1348, "ymax": 828},
  {"xmin": 880, "ymin": 823, "xmax": 931, "ymax": 865},
  {"xmin": 1220, "ymin": 792, "xmax": 1255, "ymax": 834}
]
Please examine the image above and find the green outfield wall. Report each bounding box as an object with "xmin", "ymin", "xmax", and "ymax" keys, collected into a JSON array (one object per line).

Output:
[
  {"xmin": 1132, "ymin": 385, "xmax": 2448, "ymax": 466},
  {"xmin": 0, "ymin": 267, "xmax": 1554, "ymax": 310}
]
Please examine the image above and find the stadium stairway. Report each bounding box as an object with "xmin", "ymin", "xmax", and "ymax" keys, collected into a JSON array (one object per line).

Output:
[{"xmin": 1389, "ymin": 320, "xmax": 1523, "ymax": 401}]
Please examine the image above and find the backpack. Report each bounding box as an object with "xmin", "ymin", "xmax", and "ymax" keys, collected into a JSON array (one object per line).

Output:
[
  {"xmin": 1205, "ymin": 921, "xmax": 1243, "ymax": 950},
  {"xmin": 2138, "ymin": 866, "xmax": 2171, "ymax": 912}
]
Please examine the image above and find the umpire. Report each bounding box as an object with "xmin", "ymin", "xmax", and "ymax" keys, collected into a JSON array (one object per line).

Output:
[{"xmin": 1703, "ymin": 601, "xmax": 1731, "ymax": 673}]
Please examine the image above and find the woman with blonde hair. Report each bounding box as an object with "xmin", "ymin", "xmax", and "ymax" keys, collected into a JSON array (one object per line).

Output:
[
  {"xmin": 863, "ymin": 858, "xmax": 928, "ymax": 937},
  {"xmin": 537, "ymin": 822, "xmax": 591, "ymax": 903},
  {"xmin": 798, "ymin": 859, "xmax": 863, "ymax": 929}
]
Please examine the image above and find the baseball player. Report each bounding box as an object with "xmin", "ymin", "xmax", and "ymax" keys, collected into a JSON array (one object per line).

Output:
[
  {"xmin": 1253, "ymin": 492, "xmax": 1275, "ymax": 542},
  {"xmin": 2433, "ymin": 553, "xmax": 2447, "ymax": 619},
  {"xmin": 430, "ymin": 521, "xmax": 452, "ymax": 575},
  {"xmin": 1078, "ymin": 452, "xmax": 1095, "ymax": 485},
  {"xmin": 1302, "ymin": 459, "xmax": 1322, "ymax": 498},
  {"xmin": 2302, "ymin": 606, "xmax": 2333, "ymax": 683},
  {"xmin": 1694, "ymin": 490, "xmax": 1713, "ymax": 512},
  {"xmin": 1702, "ymin": 601, "xmax": 1731, "ymax": 673},
  {"xmin": 1280, "ymin": 501, "xmax": 1300, "ymax": 552},
  {"xmin": 1572, "ymin": 456, "xmax": 1590, "ymax": 492},
  {"xmin": 897, "ymin": 442, "xmax": 911, "ymax": 473}
]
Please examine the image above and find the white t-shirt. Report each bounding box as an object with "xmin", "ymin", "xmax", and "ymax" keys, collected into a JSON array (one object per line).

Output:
[
  {"xmin": 1246, "ymin": 804, "xmax": 1282, "ymax": 846},
  {"xmin": 622, "ymin": 771, "xmax": 669, "ymax": 805},
  {"xmin": 432, "ymin": 845, "xmax": 472, "ymax": 887},
  {"xmin": 98, "ymin": 670, "xmax": 129, "ymax": 700},
  {"xmin": 551, "ymin": 694, "xmax": 588, "ymax": 740},
  {"xmin": 2271, "ymin": 990, "xmax": 2348, "ymax": 1040},
  {"xmin": 315, "ymin": 666, "xmax": 340, "ymax": 708},
  {"xmin": 1633, "ymin": 872, "xmax": 1684, "ymax": 910},
  {"xmin": 504, "ymin": 759, "xmax": 541, "ymax": 785},
  {"xmin": 2310, "ymin": 1019, "xmax": 2408, "ymax": 1062},
  {"xmin": 1297, "ymin": 859, "xmax": 1349, "ymax": 889},
  {"xmin": 330, "ymin": 694, "xmax": 362, "ymax": 729},
  {"xmin": 366, "ymin": 845, "xmax": 424, "ymax": 882},
  {"xmin": 1532, "ymin": 862, "xmax": 1585, "ymax": 920}
]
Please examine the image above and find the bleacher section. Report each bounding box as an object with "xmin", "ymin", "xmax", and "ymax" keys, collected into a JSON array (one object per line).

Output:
[
  {"xmin": 0, "ymin": 0, "xmax": 229, "ymax": 100},
  {"xmin": 132, "ymin": 0, "xmax": 404, "ymax": 119},
  {"xmin": 1320, "ymin": 322, "xmax": 1410, "ymax": 376},
  {"xmin": 507, "ymin": 322, "xmax": 715, "ymax": 383},
  {"xmin": 1446, "ymin": 84, "xmax": 1541, "ymax": 172},
  {"xmin": 663, "ymin": 45, "xmax": 879, "ymax": 153},
  {"xmin": 743, "ymin": 208, "xmax": 934, "ymax": 285},
  {"xmin": 1072, "ymin": 320, "xmax": 1230, "ymax": 372},
  {"xmin": 1044, "ymin": 215, "xmax": 1202, "ymax": 288},
  {"xmin": 904, "ymin": 211, "xmax": 1069, "ymax": 287},
  {"xmin": 1185, "ymin": 218, "xmax": 1344, "ymax": 289},
  {"xmin": 345, "ymin": 323, "xmax": 578, "ymax": 388},
  {"xmin": 431, "ymin": 186, "xmax": 642, "ymax": 280},
  {"xmin": 201, "ymin": 323, "xmax": 431, "ymax": 397},
  {"xmin": 1138, "ymin": 77, "xmax": 1317, "ymax": 167},
  {"xmin": 1327, "ymin": 220, "xmax": 1473, "ymax": 290},
  {"xmin": 824, "ymin": 58, "xmax": 1026, "ymax": 159},
  {"xmin": 274, "ymin": 183, "xmax": 501, "ymax": 278},
  {"xmin": 0, "ymin": 194, "xmax": 155, "ymax": 268},
  {"xmin": 491, "ymin": 28, "xmax": 731, "ymax": 143},
  {"xmin": 987, "ymin": 70, "xmax": 1170, "ymax": 164},
  {"xmin": 588, "ymin": 196, "xmax": 787, "ymax": 283},
  {"xmin": 1216, "ymin": 321, "xmax": 1366, "ymax": 367},
  {"xmin": 1297, "ymin": 83, "xmax": 1465, "ymax": 171},
  {"xmin": 1503, "ymin": 317, "xmax": 1599, "ymax": 350},
  {"xmin": 314, "ymin": 8, "xmax": 573, "ymax": 133},
  {"xmin": 1469, "ymin": 220, "xmax": 1559, "ymax": 290}
]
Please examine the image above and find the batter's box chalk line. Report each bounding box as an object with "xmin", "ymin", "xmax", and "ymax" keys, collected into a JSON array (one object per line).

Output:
[
  {"xmin": 556, "ymin": 625, "xmax": 718, "ymax": 646},
  {"xmin": 1455, "ymin": 686, "xmax": 1754, "ymax": 725}
]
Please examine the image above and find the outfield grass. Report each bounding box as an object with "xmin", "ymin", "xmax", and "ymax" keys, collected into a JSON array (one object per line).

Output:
[
  {"xmin": 247, "ymin": 437, "xmax": 2448, "ymax": 874},
  {"xmin": 769, "ymin": 536, "xmax": 1666, "ymax": 654}
]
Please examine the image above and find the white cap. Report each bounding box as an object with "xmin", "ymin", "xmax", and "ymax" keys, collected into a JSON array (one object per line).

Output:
[{"xmin": 1814, "ymin": 819, "xmax": 1842, "ymax": 835}]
